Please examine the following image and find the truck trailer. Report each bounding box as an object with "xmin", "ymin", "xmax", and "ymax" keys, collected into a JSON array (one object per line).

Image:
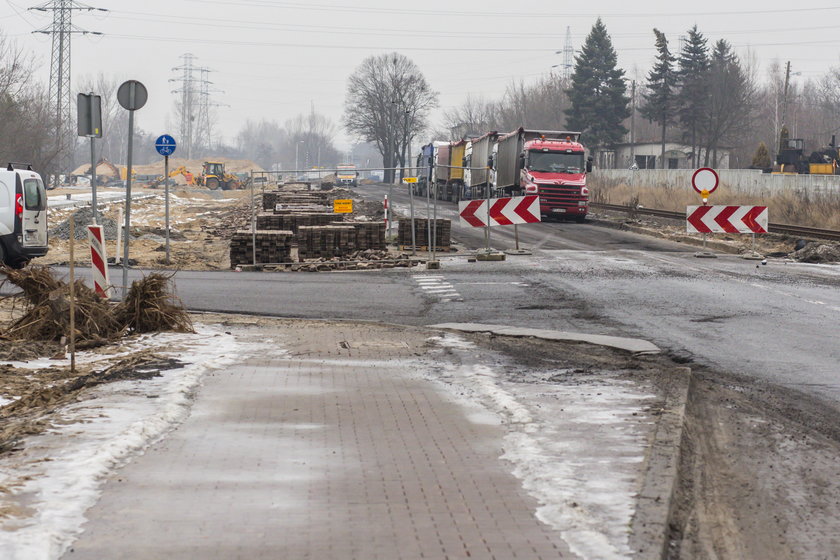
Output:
[
  {"xmin": 463, "ymin": 131, "xmax": 498, "ymax": 201},
  {"xmin": 493, "ymin": 128, "xmax": 591, "ymax": 222}
]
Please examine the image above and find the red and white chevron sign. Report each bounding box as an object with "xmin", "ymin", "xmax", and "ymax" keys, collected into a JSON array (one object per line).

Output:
[
  {"xmin": 87, "ymin": 225, "xmax": 112, "ymax": 298},
  {"xmin": 459, "ymin": 195, "xmax": 541, "ymax": 228},
  {"xmin": 686, "ymin": 205, "xmax": 768, "ymax": 234}
]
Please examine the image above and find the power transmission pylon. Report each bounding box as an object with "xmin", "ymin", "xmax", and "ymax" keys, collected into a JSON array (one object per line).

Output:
[
  {"xmin": 562, "ymin": 26, "xmax": 574, "ymax": 81},
  {"xmin": 30, "ymin": 0, "xmax": 106, "ymax": 174},
  {"xmin": 195, "ymin": 67, "xmax": 228, "ymax": 153},
  {"xmin": 170, "ymin": 53, "xmax": 200, "ymax": 159}
]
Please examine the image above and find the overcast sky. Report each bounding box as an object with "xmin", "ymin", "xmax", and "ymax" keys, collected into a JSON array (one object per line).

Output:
[{"xmin": 2, "ymin": 0, "xmax": 839, "ymax": 153}]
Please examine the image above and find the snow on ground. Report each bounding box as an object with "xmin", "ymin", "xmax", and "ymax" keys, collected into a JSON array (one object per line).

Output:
[
  {"xmin": 0, "ymin": 325, "xmax": 268, "ymax": 560},
  {"xmin": 426, "ymin": 333, "xmax": 656, "ymax": 560}
]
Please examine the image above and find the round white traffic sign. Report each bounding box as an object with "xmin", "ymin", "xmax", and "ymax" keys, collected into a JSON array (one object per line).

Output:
[
  {"xmin": 692, "ymin": 167, "xmax": 719, "ymax": 194},
  {"xmin": 117, "ymin": 80, "xmax": 148, "ymax": 111}
]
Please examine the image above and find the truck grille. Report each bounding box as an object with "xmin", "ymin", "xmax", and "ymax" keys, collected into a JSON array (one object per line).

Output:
[{"xmin": 539, "ymin": 185, "xmax": 584, "ymax": 204}]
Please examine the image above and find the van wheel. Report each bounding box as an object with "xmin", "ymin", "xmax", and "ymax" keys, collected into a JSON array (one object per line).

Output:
[{"xmin": 11, "ymin": 258, "xmax": 28, "ymax": 270}]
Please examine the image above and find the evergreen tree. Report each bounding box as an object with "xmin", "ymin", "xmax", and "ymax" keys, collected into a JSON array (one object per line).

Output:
[
  {"xmin": 640, "ymin": 29, "xmax": 676, "ymax": 165},
  {"xmin": 676, "ymin": 25, "xmax": 710, "ymax": 166},
  {"xmin": 565, "ymin": 19, "xmax": 630, "ymax": 153}
]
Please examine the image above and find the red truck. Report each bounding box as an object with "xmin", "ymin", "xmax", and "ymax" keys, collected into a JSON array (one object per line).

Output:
[{"xmin": 493, "ymin": 128, "xmax": 592, "ymax": 222}]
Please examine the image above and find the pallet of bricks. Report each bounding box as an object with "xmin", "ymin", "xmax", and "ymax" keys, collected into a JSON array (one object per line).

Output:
[
  {"xmin": 397, "ymin": 219, "xmax": 451, "ymax": 251},
  {"xmin": 257, "ymin": 212, "xmax": 339, "ymax": 234},
  {"xmin": 298, "ymin": 225, "xmax": 357, "ymax": 259},
  {"xmin": 331, "ymin": 221, "xmax": 386, "ymax": 251},
  {"xmin": 262, "ymin": 191, "xmax": 332, "ymax": 211},
  {"xmin": 230, "ymin": 230, "xmax": 293, "ymax": 266}
]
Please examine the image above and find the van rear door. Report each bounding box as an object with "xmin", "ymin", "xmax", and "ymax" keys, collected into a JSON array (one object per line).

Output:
[{"xmin": 21, "ymin": 176, "xmax": 47, "ymax": 248}]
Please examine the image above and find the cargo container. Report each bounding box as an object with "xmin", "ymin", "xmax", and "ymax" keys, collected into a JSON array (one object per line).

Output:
[{"xmin": 463, "ymin": 131, "xmax": 498, "ymax": 200}]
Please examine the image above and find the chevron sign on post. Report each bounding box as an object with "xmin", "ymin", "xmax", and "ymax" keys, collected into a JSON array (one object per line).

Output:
[
  {"xmin": 686, "ymin": 206, "xmax": 768, "ymax": 234},
  {"xmin": 459, "ymin": 195, "xmax": 541, "ymax": 227}
]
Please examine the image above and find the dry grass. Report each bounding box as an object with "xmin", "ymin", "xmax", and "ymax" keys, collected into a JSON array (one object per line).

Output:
[{"xmin": 591, "ymin": 177, "xmax": 840, "ymax": 230}]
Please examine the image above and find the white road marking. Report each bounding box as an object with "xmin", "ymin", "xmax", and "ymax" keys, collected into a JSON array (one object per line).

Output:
[{"xmin": 413, "ymin": 275, "xmax": 463, "ymax": 302}]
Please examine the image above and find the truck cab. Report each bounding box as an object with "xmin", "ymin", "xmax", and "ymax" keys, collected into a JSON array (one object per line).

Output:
[
  {"xmin": 0, "ymin": 164, "xmax": 48, "ymax": 267},
  {"xmin": 519, "ymin": 136, "xmax": 591, "ymax": 222}
]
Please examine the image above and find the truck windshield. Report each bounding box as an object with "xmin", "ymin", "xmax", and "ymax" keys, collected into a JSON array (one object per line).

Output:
[{"xmin": 528, "ymin": 151, "xmax": 584, "ymax": 174}]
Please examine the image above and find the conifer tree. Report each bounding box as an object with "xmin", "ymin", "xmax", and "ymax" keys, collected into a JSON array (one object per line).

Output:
[
  {"xmin": 640, "ymin": 29, "xmax": 676, "ymax": 165},
  {"xmin": 676, "ymin": 25, "xmax": 710, "ymax": 166},
  {"xmin": 565, "ymin": 19, "xmax": 630, "ymax": 154}
]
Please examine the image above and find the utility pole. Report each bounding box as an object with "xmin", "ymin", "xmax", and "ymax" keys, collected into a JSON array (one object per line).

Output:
[
  {"xmin": 630, "ymin": 79, "xmax": 636, "ymax": 167},
  {"xmin": 30, "ymin": 0, "xmax": 106, "ymax": 178},
  {"xmin": 780, "ymin": 60, "xmax": 792, "ymax": 153}
]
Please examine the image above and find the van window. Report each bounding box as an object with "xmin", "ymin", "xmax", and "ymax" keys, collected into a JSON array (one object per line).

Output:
[{"xmin": 24, "ymin": 178, "xmax": 46, "ymax": 211}]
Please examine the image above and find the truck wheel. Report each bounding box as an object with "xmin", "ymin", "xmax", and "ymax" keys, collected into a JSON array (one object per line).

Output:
[
  {"xmin": 575, "ymin": 215, "xmax": 587, "ymax": 223},
  {"xmin": 206, "ymin": 177, "xmax": 220, "ymax": 190}
]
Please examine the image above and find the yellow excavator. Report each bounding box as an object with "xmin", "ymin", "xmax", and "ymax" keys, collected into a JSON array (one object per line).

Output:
[
  {"xmin": 149, "ymin": 165, "xmax": 194, "ymax": 188},
  {"xmin": 196, "ymin": 161, "xmax": 241, "ymax": 190}
]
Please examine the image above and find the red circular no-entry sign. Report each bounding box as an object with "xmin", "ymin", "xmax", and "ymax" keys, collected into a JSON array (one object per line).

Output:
[{"xmin": 692, "ymin": 168, "xmax": 719, "ymax": 194}]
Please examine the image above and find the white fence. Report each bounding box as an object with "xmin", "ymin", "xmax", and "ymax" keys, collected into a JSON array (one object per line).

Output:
[{"xmin": 590, "ymin": 169, "xmax": 840, "ymax": 198}]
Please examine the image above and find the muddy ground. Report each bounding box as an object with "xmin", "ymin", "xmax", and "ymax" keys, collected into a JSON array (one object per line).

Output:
[{"xmin": 487, "ymin": 332, "xmax": 840, "ymax": 559}]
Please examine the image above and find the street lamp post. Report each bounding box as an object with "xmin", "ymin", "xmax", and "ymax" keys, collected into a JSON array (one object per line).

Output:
[{"xmin": 294, "ymin": 140, "xmax": 304, "ymax": 177}]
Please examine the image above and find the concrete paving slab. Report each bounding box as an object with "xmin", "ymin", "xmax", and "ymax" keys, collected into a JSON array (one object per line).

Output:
[
  {"xmin": 62, "ymin": 321, "xmax": 574, "ymax": 559},
  {"xmin": 431, "ymin": 322, "xmax": 661, "ymax": 354}
]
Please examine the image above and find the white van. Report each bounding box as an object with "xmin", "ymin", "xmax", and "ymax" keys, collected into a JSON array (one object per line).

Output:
[{"xmin": 0, "ymin": 164, "xmax": 48, "ymax": 268}]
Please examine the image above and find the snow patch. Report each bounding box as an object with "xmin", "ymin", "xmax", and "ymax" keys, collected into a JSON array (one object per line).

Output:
[
  {"xmin": 422, "ymin": 332, "xmax": 655, "ymax": 560},
  {"xmin": 0, "ymin": 325, "xmax": 266, "ymax": 560}
]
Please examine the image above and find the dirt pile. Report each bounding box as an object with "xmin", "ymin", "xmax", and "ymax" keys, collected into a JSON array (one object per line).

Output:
[
  {"xmin": 49, "ymin": 207, "xmax": 120, "ymax": 241},
  {"xmin": 790, "ymin": 242, "xmax": 840, "ymax": 263}
]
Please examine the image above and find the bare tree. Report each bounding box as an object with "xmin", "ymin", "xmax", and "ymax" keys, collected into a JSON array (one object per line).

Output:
[
  {"xmin": 700, "ymin": 40, "xmax": 757, "ymax": 166},
  {"xmin": 343, "ymin": 53, "xmax": 438, "ymax": 183},
  {"xmin": 441, "ymin": 94, "xmax": 498, "ymax": 139},
  {"xmin": 0, "ymin": 32, "xmax": 60, "ymax": 175}
]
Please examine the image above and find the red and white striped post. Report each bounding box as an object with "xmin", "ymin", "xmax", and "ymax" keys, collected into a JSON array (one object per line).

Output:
[{"xmin": 87, "ymin": 225, "xmax": 112, "ymax": 298}]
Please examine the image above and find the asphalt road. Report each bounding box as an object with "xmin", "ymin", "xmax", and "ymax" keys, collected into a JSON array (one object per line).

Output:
[{"xmin": 41, "ymin": 182, "xmax": 840, "ymax": 411}]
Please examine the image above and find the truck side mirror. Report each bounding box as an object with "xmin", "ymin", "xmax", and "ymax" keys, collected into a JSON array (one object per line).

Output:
[
  {"xmin": 487, "ymin": 154, "xmax": 494, "ymax": 168},
  {"xmin": 519, "ymin": 152, "xmax": 526, "ymax": 168},
  {"xmin": 586, "ymin": 160, "xmax": 593, "ymax": 173}
]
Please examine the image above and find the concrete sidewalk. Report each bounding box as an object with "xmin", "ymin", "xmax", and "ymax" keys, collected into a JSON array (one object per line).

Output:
[{"xmin": 63, "ymin": 321, "xmax": 572, "ymax": 559}]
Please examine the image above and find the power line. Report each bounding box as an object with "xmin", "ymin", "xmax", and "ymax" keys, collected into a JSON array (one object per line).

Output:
[
  {"xmin": 105, "ymin": 32, "xmax": 840, "ymax": 53},
  {"xmin": 178, "ymin": 0, "xmax": 840, "ymax": 19}
]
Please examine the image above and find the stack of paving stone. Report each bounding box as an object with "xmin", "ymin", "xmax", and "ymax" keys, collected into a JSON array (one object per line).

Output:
[
  {"xmin": 229, "ymin": 230, "xmax": 293, "ymax": 266},
  {"xmin": 397, "ymin": 219, "xmax": 451, "ymax": 250},
  {"xmin": 331, "ymin": 221, "xmax": 386, "ymax": 251},
  {"xmin": 256, "ymin": 212, "xmax": 340, "ymax": 234},
  {"xmin": 298, "ymin": 225, "xmax": 358, "ymax": 259},
  {"xmin": 262, "ymin": 191, "xmax": 332, "ymax": 211}
]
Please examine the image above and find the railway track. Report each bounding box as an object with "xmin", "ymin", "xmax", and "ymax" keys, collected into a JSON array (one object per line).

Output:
[{"xmin": 591, "ymin": 202, "xmax": 840, "ymax": 242}]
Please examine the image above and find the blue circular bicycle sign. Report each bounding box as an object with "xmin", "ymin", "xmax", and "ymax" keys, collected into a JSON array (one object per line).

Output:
[{"xmin": 155, "ymin": 134, "xmax": 177, "ymax": 156}]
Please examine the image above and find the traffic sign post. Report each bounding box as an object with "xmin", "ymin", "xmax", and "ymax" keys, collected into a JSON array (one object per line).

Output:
[
  {"xmin": 403, "ymin": 177, "xmax": 417, "ymax": 256},
  {"xmin": 77, "ymin": 93, "xmax": 102, "ymax": 224},
  {"xmin": 117, "ymin": 80, "xmax": 148, "ymax": 297},
  {"xmin": 691, "ymin": 168, "xmax": 720, "ymax": 258},
  {"xmin": 155, "ymin": 134, "xmax": 177, "ymax": 265}
]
